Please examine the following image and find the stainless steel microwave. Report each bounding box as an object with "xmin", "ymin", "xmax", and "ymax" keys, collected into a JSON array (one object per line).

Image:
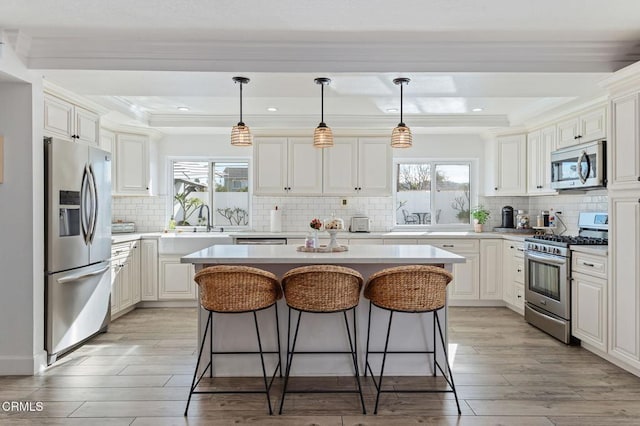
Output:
[{"xmin": 550, "ymin": 140, "xmax": 606, "ymax": 190}]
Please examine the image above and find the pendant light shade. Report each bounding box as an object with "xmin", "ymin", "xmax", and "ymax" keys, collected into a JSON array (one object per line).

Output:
[
  {"xmin": 391, "ymin": 77, "xmax": 412, "ymax": 148},
  {"xmin": 313, "ymin": 77, "xmax": 334, "ymax": 148},
  {"xmin": 231, "ymin": 76, "xmax": 252, "ymax": 147}
]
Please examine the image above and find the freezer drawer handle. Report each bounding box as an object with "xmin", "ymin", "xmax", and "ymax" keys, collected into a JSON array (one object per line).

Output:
[{"xmin": 57, "ymin": 266, "xmax": 110, "ymax": 284}]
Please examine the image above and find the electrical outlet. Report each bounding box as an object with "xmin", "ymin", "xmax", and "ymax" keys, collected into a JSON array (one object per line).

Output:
[{"xmin": 341, "ymin": 199, "xmax": 348, "ymax": 206}]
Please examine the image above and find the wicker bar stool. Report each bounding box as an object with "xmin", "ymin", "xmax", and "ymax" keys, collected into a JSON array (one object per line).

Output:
[
  {"xmin": 363, "ymin": 265, "xmax": 461, "ymax": 415},
  {"xmin": 184, "ymin": 265, "xmax": 283, "ymax": 416},
  {"xmin": 278, "ymin": 265, "xmax": 366, "ymax": 415}
]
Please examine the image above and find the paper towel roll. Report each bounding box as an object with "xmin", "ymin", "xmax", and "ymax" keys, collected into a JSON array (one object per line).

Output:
[{"xmin": 270, "ymin": 209, "xmax": 282, "ymax": 232}]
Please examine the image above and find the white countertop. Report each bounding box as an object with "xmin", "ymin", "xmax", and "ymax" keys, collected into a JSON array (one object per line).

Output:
[{"xmin": 181, "ymin": 244, "xmax": 466, "ymax": 265}]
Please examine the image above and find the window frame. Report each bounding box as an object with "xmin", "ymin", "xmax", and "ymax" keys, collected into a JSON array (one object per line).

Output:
[
  {"xmin": 167, "ymin": 156, "xmax": 252, "ymax": 230},
  {"xmin": 392, "ymin": 157, "xmax": 478, "ymax": 230}
]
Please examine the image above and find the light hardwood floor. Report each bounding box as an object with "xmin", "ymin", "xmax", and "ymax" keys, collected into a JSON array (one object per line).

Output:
[{"xmin": 2, "ymin": 307, "xmax": 640, "ymax": 425}]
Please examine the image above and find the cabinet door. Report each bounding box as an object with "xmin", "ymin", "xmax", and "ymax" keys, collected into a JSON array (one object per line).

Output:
[
  {"xmin": 610, "ymin": 94, "xmax": 640, "ymax": 190},
  {"xmin": 609, "ymin": 195, "xmax": 640, "ymax": 365},
  {"xmin": 495, "ymin": 134, "xmax": 526, "ymax": 195},
  {"xmin": 75, "ymin": 106, "xmax": 100, "ymax": 146},
  {"xmin": 159, "ymin": 257, "xmax": 197, "ymax": 300},
  {"xmin": 526, "ymin": 130, "xmax": 542, "ymax": 193},
  {"xmin": 502, "ymin": 242, "xmax": 515, "ymax": 305},
  {"xmin": 572, "ymin": 271, "xmax": 607, "ymax": 352},
  {"xmin": 580, "ymin": 107, "xmax": 606, "ymax": 143},
  {"xmin": 254, "ymin": 138, "xmax": 288, "ymax": 195},
  {"xmin": 115, "ymin": 133, "xmax": 150, "ymax": 194},
  {"xmin": 141, "ymin": 239, "xmax": 159, "ymax": 301},
  {"xmin": 44, "ymin": 94, "xmax": 74, "ymax": 139},
  {"xmin": 288, "ymin": 138, "xmax": 323, "ymax": 194},
  {"xmin": 480, "ymin": 240, "xmax": 502, "ymax": 300},
  {"xmin": 100, "ymin": 129, "xmax": 115, "ymax": 153},
  {"xmin": 448, "ymin": 253, "xmax": 480, "ymax": 300},
  {"xmin": 557, "ymin": 117, "xmax": 580, "ymax": 149},
  {"xmin": 110, "ymin": 262, "xmax": 121, "ymax": 315},
  {"xmin": 539, "ymin": 125, "xmax": 557, "ymax": 192},
  {"xmin": 323, "ymin": 137, "xmax": 358, "ymax": 195},
  {"xmin": 118, "ymin": 260, "xmax": 133, "ymax": 310},
  {"xmin": 129, "ymin": 242, "xmax": 141, "ymax": 304},
  {"xmin": 358, "ymin": 138, "xmax": 392, "ymax": 195}
]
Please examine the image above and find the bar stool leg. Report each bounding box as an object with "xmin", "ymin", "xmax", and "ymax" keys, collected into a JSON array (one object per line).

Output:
[
  {"xmin": 274, "ymin": 304, "xmax": 283, "ymax": 378},
  {"xmin": 373, "ymin": 310, "xmax": 394, "ymax": 415},
  {"xmin": 253, "ymin": 311, "xmax": 274, "ymax": 415},
  {"xmin": 184, "ymin": 311, "xmax": 212, "ymax": 416},
  {"xmin": 434, "ymin": 310, "xmax": 461, "ymax": 415},
  {"xmin": 279, "ymin": 308, "xmax": 302, "ymax": 415},
  {"xmin": 364, "ymin": 301, "xmax": 372, "ymax": 377},
  {"xmin": 432, "ymin": 311, "xmax": 437, "ymax": 377},
  {"xmin": 343, "ymin": 310, "xmax": 366, "ymax": 414}
]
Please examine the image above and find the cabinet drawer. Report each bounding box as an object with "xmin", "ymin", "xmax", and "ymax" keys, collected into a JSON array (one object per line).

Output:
[
  {"xmin": 572, "ymin": 252, "xmax": 607, "ymax": 279},
  {"xmin": 505, "ymin": 241, "xmax": 525, "ymax": 258},
  {"xmin": 513, "ymin": 258, "xmax": 525, "ymax": 284},
  {"xmin": 421, "ymin": 239, "xmax": 479, "ymax": 253}
]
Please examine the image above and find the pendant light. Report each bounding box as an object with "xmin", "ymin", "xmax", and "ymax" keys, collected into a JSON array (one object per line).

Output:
[
  {"xmin": 391, "ymin": 77, "xmax": 412, "ymax": 148},
  {"xmin": 230, "ymin": 76, "xmax": 252, "ymax": 147},
  {"xmin": 313, "ymin": 77, "xmax": 334, "ymax": 148}
]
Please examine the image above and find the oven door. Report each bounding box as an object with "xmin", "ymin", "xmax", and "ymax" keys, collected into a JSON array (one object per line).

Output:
[{"xmin": 524, "ymin": 250, "xmax": 570, "ymax": 320}]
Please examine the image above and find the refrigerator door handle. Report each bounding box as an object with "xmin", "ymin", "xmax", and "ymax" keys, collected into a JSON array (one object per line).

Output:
[
  {"xmin": 87, "ymin": 165, "xmax": 98, "ymax": 244},
  {"xmin": 56, "ymin": 265, "xmax": 110, "ymax": 284},
  {"xmin": 80, "ymin": 165, "xmax": 91, "ymax": 244}
]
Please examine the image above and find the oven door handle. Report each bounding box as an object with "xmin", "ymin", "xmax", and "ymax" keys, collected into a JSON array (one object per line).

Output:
[{"xmin": 525, "ymin": 251, "xmax": 567, "ymax": 265}]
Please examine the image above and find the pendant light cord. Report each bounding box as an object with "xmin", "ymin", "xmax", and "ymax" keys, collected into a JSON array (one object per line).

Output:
[
  {"xmin": 400, "ymin": 82, "xmax": 404, "ymax": 124},
  {"xmin": 321, "ymin": 83, "xmax": 324, "ymax": 123},
  {"xmin": 239, "ymin": 82, "xmax": 243, "ymax": 123}
]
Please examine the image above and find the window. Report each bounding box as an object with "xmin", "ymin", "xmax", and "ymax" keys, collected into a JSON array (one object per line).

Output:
[
  {"xmin": 171, "ymin": 160, "xmax": 250, "ymax": 229},
  {"xmin": 395, "ymin": 161, "xmax": 473, "ymax": 227}
]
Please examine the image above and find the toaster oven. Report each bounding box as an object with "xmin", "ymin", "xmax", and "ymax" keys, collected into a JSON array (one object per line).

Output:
[{"xmin": 350, "ymin": 216, "xmax": 370, "ymax": 233}]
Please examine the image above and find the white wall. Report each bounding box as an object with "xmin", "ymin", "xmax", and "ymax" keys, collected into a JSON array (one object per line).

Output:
[{"xmin": 0, "ymin": 38, "xmax": 45, "ymax": 374}]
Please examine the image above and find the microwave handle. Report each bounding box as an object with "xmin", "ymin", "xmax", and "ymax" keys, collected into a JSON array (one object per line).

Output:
[{"xmin": 577, "ymin": 150, "xmax": 590, "ymax": 184}]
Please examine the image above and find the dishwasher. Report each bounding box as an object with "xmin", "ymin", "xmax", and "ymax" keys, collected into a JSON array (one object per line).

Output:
[{"xmin": 235, "ymin": 237, "xmax": 288, "ymax": 245}]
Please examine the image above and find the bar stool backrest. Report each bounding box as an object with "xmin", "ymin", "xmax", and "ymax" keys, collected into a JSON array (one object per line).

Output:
[
  {"xmin": 282, "ymin": 265, "xmax": 364, "ymax": 312},
  {"xmin": 194, "ymin": 265, "xmax": 282, "ymax": 313},
  {"xmin": 364, "ymin": 265, "xmax": 453, "ymax": 312}
]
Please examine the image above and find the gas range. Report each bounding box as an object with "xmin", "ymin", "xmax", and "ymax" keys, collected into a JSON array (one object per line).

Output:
[{"xmin": 524, "ymin": 212, "xmax": 608, "ymax": 257}]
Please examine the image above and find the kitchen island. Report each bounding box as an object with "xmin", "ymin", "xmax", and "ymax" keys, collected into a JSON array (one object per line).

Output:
[{"xmin": 182, "ymin": 244, "xmax": 465, "ymax": 376}]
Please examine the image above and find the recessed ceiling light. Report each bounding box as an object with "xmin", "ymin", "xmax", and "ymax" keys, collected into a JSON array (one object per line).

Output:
[
  {"xmin": 472, "ymin": 108, "xmax": 483, "ymax": 112},
  {"xmin": 266, "ymin": 107, "xmax": 278, "ymax": 112},
  {"xmin": 386, "ymin": 108, "xmax": 398, "ymax": 113},
  {"xmin": 177, "ymin": 106, "xmax": 190, "ymax": 111}
]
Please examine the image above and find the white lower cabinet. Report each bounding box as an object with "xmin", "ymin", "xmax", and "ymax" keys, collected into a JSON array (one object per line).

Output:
[
  {"xmin": 141, "ymin": 239, "xmax": 159, "ymax": 301},
  {"xmin": 159, "ymin": 256, "xmax": 197, "ymax": 300},
  {"xmin": 480, "ymin": 240, "xmax": 503, "ymax": 300},
  {"xmin": 572, "ymin": 271, "xmax": 607, "ymax": 352},
  {"xmin": 421, "ymin": 239, "xmax": 480, "ymax": 301},
  {"xmin": 502, "ymin": 240, "xmax": 525, "ymax": 314},
  {"xmin": 110, "ymin": 240, "xmax": 141, "ymax": 318}
]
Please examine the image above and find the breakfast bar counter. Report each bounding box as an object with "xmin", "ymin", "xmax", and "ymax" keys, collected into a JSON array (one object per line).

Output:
[{"xmin": 182, "ymin": 244, "xmax": 465, "ymax": 376}]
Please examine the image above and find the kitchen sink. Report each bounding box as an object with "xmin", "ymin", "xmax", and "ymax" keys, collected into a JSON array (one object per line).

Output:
[{"xmin": 158, "ymin": 232, "xmax": 233, "ymax": 255}]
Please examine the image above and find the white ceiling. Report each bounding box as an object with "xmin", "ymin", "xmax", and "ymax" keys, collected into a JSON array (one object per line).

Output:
[{"xmin": 2, "ymin": 0, "xmax": 639, "ymax": 132}]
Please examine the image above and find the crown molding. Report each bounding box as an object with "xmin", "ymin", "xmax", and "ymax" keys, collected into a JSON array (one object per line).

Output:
[
  {"xmin": 599, "ymin": 60, "xmax": 640, "ymax": 95},
  {"xmin": 43, "ymin": 80, "xmax": 111, "ymax": 115},
  {"xmin": 26, "ymin": 38, "xmax": 640, "ymax": 73},
  {"xmin": 100, "ymin": 117, "xmax": 164, "ymax": 141},
  {"xmin": 148, "ymin": 113, "xmax": 509, "ymax": 129}
]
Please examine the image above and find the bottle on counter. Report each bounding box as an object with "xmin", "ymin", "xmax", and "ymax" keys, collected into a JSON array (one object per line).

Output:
[
  {"xmin": 549, "ymin": 208, "xmax": 555, "ymax": 227},
  {"xmin": 542, "ymin": 210, "xmax": 550, "ymax": 227},
  {"xmin": 168, "ymin": 215, "xmax": 176, "ymax": 230}
]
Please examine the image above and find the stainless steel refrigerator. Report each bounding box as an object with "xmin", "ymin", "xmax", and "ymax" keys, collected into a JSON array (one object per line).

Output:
[{"xmin": 45, "ymin": 137, "xmax": 112, "ymax": 364}]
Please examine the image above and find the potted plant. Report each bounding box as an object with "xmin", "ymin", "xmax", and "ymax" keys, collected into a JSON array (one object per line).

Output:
[{"xmin": 470, "ymin": 205, "xmax": 491, "ymax": 233}]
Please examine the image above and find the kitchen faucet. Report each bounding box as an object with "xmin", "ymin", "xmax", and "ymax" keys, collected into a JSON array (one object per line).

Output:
[{"xmin": 198, "ymin": 205, "xmax": 213, "ymax": 232}]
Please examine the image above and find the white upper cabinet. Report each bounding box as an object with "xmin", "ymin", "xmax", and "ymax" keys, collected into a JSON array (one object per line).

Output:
[
  {"xmin": 527, "ymin": 125, "xmax": 557, "ymax": 195},
  {"xmin": 323, "ymin": 137, "xmax": 391, "ymax": 196},
  {"xmin": 610, "ymin": 93, "xmax": 640, "ymax": 190},
  {"xmin": 489, "ymin": 134, "xmax": 527, "ymax": 196},
  {"xmin": 99, "ymin": 128, "xmax": 115, "ymax": 153},
  {"xmin": 556, "ymin": 107, "xmax": 606, "ymax": 149},
  {"xmin": 254, "ymin": 137, "xmax": 323, "ymax": 195},
  {"xmin": 44, "ymin": 93, "xmax": 100, "ymax": 146},
  {"xmin": 114, "ymin": 133, "xmax": 150, "ymax": 195}
]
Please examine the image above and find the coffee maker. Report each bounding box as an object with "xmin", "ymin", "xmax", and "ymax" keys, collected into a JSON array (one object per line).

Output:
[{"xmin": 501, "ymin": 206, "xmax": 514, "ymax": 228}]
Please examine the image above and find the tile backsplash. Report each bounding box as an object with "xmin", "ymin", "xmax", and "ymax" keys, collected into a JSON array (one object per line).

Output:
[{"xmin": 113, "ymin": 191, "xmax": 608, "ymax": 235}]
